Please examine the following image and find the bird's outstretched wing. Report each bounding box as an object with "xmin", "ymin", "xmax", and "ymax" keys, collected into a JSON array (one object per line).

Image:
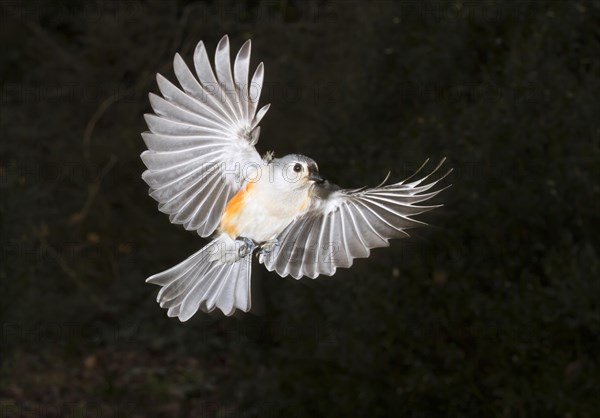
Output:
[
  {"xmin": 141, "ymin": 35, "xmax": 269, "ymax": 237},
  {"xmin": 260, "ymin": 159, "xmax": 451, "ymax": 279}
]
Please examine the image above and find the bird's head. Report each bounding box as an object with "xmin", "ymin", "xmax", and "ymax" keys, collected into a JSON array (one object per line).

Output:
[{"xmin": 269, "ymin": 154, "xmax": 325, "ymax": 190}]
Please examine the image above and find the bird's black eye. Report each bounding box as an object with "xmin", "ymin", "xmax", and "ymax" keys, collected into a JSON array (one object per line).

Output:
[{"xmin": 293, "ymin": 163, "xmax": 302, "ymax": 172}]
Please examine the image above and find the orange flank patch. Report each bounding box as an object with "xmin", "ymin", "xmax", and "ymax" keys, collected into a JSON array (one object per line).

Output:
[{"xmin": 220, "ymin": 182, "xmax": 254, "ymax": 236}]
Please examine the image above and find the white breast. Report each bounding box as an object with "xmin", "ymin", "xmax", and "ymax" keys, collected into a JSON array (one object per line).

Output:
[{"xmin": 233, "ymin": 176, "xmax": 309, "ymax": 243}]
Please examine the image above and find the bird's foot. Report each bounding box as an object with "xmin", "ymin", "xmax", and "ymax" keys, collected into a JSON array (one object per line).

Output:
[
  {"xmin": 257, "ymin": 239, "xmax": 280, "ymax": 258},
  {"xmin": 236, "ymin": 236, "xmax": 257, "ymax": 258}
]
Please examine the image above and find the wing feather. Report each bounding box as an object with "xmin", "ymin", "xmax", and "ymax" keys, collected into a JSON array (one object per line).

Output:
[
  {"xmin": 335, "ymin": 207, "xmax": 352, "ymax": 267},
  {"xmin": 156, "ymin": 73, "xmax": 233, "ymax": 127},
  {"xmin": 143, "ymin": 157, "xmax": 221, "ymax": 190},
  {"xmin": 261, "ymin": 160, "xmax": 451, "ymax": 279},
  {"xmin": 140, "ymin": 148, "xmax": 225, "ymax": 169},
  {"xmin": 276, "ymin": 219, "xmax": 306, "ymax": 278},
  {"xmin": 248, "ymin": 63, "xmax": 264, "ymax": 125},
  {"xmin": 202, "ymin": 180, "xmax": 231, "ymax": 231},
  {"xmin": 142, "ymin": 132, "xmax": 229, "ymax": 152},
  {"xmin": 141, "ymin": 36, "xmax": 269, "ymax": 237},
  {"xmin": 298, "ymin": 216, "xmax": 323, "ymax": 279},
  {"xmin": 148, "ymin": 93, "xmax": 224, "ymax": 129},
  {"xmin": 358, "ymin": 197, "xmax": 425, "ymax": 229},
  {"xmin": 169, "ymin": 169, "xmax": 222, "ymax": 225},
  {"xmin": 214, "ymin": 36, "xmax": 244, "ymax": 125},
  {"xmin": 316, "ymin": 214, "xmax": 335, "ymax": 276},
  {"xmin": 288, "ymin": 216, "xmax": 319, "ymax": 279},
  {"xmin": 193, "ymin": 41, "xmax": 220, "ymax": 92},
  {"xmin": 340, "ymin": 203, "xmax": 370, "ymax": 259},
  {"xmin": 346, "ymin": 199, "xmax": 389, "ymax": 246},
  {"xmin": 234, "ymin": 40, "xmax": 251, "ymax": 121},
  {"xmin": 144, "ymin": 114, "xmax": 229, "ymax": 137}
]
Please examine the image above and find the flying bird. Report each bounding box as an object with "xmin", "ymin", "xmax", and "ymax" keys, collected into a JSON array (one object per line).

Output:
[{"xmin": 141, "ymin": 35, "xmax": 451, "ymax": 321}]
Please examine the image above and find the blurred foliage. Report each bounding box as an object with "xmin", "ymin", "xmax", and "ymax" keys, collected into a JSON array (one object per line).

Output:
[{"xmin": 1, "ymin": 0, "xmax": 600, "ymax": 417}]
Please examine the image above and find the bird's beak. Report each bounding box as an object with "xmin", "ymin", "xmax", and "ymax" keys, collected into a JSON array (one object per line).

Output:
[{"xmin": 308, "ymin": 171, "xmax": 325, "ymax": 184}]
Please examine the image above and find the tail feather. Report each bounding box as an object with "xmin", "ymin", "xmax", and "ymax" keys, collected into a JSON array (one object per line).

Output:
[
  {"xmin": 203, "ymin": 263, "xmax": 234, "ymax": 312},
  {"xmin": 146, "ymin": 235, "xmax": 252, "ymax": 320},
  {"xmin": 180, "ymin": 262, "xmax": 224, "ymax": 320},
  {"xmin": 213, "ymin": 265, "xmax": 238, "ymax": 314},
  {"xmin": 146, "ymin": 249, "xmax": 206, "ymax": 286}
]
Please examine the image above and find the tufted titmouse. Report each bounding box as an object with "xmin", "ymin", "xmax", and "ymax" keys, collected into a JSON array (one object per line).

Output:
[{"xmin": 141, "ymin": 35, "xmax": 451, "ymax": 321}]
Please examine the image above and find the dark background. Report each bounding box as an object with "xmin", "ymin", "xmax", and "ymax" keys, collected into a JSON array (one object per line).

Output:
[{"xmin": 1, "ymin": 0, "xmax": 599, "ymax": 417}]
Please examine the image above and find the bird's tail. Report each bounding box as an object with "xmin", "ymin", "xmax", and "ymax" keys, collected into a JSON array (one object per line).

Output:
[{"xmin": 146, "ymin": 234, "xmax": 252, "ymax": 321}]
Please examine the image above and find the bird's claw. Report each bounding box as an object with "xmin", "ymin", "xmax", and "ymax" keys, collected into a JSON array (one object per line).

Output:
[{"xmin": 257, "ymin": 239, "xmax": 280, "ymax": 259}]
